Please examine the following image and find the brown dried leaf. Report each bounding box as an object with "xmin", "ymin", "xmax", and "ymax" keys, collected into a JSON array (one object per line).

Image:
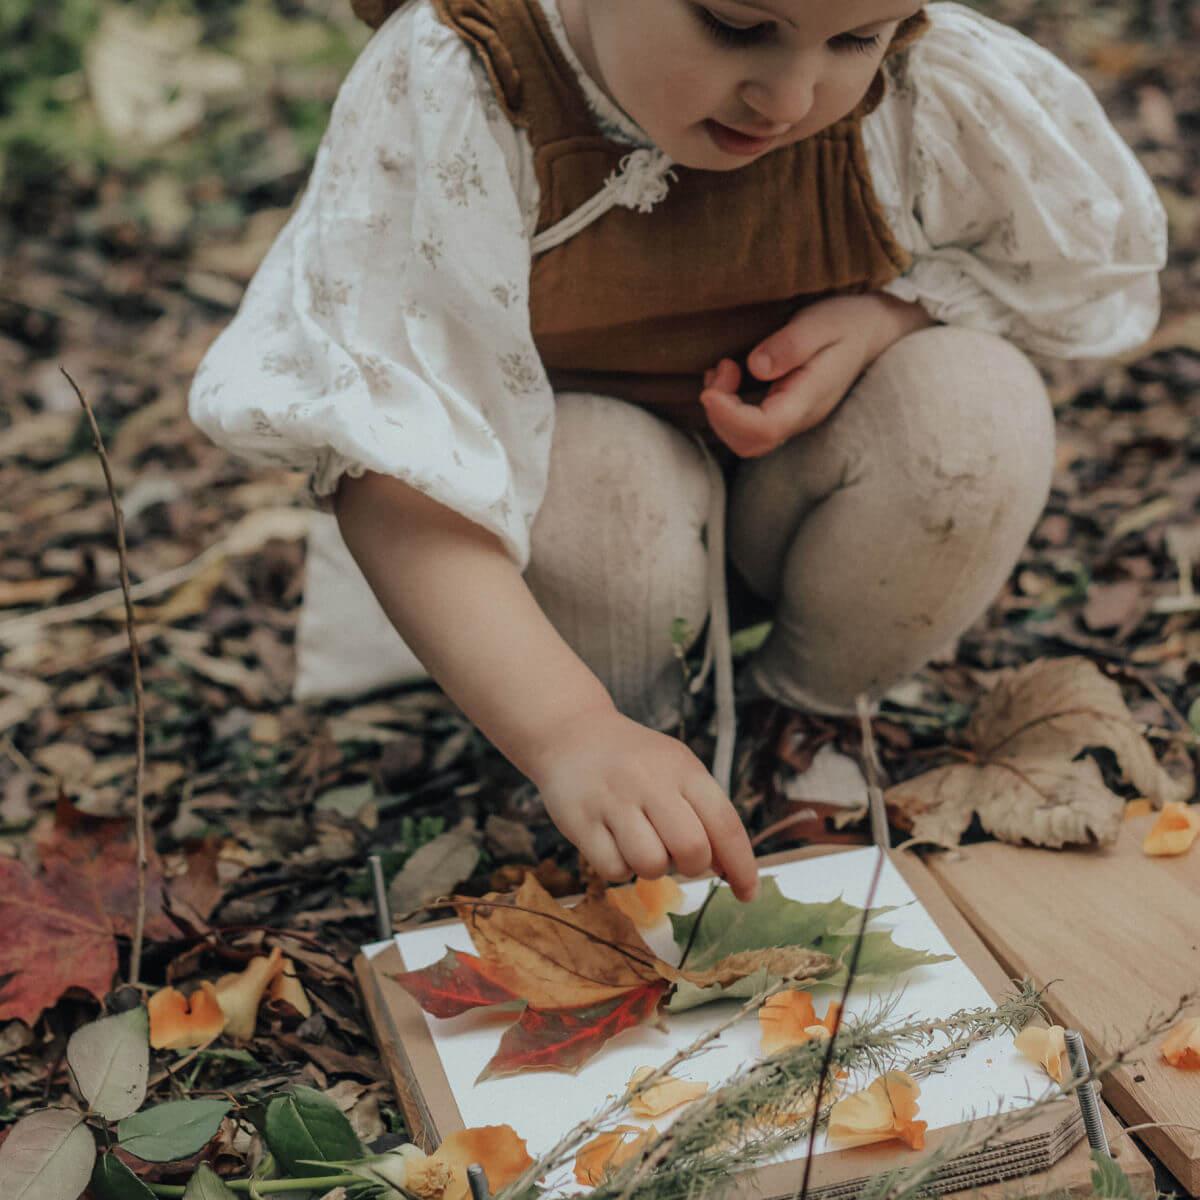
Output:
[{"xmin": 887, "ymin": 657, "xmax": 1192, "ymax": 849}]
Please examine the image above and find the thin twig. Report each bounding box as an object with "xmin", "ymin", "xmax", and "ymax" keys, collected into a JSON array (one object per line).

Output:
[
  {"xmin": 793, "ymin": 695, "xmax": 889, "ymax": 1200},
  {"xmin": 64, "ymin": 367, "xmax": 147, "ymax": 987}
]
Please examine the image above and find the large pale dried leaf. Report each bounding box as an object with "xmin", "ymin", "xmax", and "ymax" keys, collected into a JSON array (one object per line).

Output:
[
  {"xmin": 969, "ymin": 657, "xmax": 1190, "ymax": 803},
  {"xmin": 389, "ymin": 819, "xmax": 481, "ymax": 918},
  {"xmin": 887, "ymin": 657, "xmax": 1191, "ymax": 849},
  {"xmin": 893, "ymin": 755, "xmax": 1124, "ymax": 849}
]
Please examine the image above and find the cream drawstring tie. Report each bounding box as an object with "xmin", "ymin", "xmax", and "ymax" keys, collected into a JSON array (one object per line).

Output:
[
  {"xmin": 531, "ymin": 148, "xmax": 678, "ymax": 256},
  {"xmin": 531, "ymin": 148, "xmax": 738, "ymax": 798},
  {"xmin": 689, "ymin": 436, "xmax": 737, "ymax": 799}
]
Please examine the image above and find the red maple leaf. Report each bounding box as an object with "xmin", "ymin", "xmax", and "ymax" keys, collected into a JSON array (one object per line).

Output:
[
  {"xmin": 0, "ymin": 856, "xmax": 119, "ymax": 1025},
  {"xmin": 392, "ymin": 949, "xmax": 525, "ymax": 1018},
  {"xmin": 479, "ymin": 980, "xmax": 669, "ymax": 1081}
]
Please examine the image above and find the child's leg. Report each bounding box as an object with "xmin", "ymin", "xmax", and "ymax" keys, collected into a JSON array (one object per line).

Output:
[
  {"xmin": 726, "ymin": 325, "xmax": 1055, "ymax": 714},
  {"xmin": 525, "ymin": 392, "xmax": 713, "ymax": 730}
]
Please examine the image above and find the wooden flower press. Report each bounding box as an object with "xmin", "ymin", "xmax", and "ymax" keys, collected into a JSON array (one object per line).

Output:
[{"xmin": 923, "ymin": 808, "xmax": 1200, "ymax": 1195}]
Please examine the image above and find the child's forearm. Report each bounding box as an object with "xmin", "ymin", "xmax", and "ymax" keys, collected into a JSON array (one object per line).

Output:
[{"xmin": 333, "ymin": 471, "xmax": 617, "ymax": 783}]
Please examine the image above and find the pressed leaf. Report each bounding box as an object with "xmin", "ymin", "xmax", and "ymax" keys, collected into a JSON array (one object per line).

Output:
[
  {"xmin": 117, "ymin": 1099, "xmax": 231, "ymax": 1163},
  {"xmin": 455, "ymin": 874, "xmax": 672, "ymax": 1009},
  {"xmin": 478, "ymin": 980, "xmax": 669, "ymax": 1081},
  {"xmin": 67, "ymin": 1007, "xmax": 149, "ymax": 1121},
  {"xmin": 264, "ymin": 1085, "xmax": 365, "ymax": 1176},
  {"xmin": 182, "ymin": 1164, "xmax": 239, "ymax": 1199},
  {"xmin": 665, "ymin": 876, "xmax": 945, "ymax": 1012},
  {"xmin": 390, "ymin": 949, "xmax": 523, "ymax": 1018},
  {"xmin": 887, "ymin": 657, "xmax": 1194, "ymax": 849},
  {"xmin": 0, "ymin": 1109, "xmax": 95, "ymax": 1200},
  {"xmin": 90, "ymin": 1154, "xmax": 158, "ymax": 1200}
]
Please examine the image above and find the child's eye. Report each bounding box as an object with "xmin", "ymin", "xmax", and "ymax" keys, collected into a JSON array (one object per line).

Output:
[
  {"xmin": 695, "ymin": 7, "xmax": 773, "ymax": 47},
  {"xmin": 695, "ymin": 7, "xmax": 883, "ymax": 54},
  {"xmin": 829, "ymin": 31, "xmax": 883, "ymax": 53}
]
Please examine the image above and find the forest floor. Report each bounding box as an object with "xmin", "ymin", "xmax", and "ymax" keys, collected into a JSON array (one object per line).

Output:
[{"xmin": 0, "ymin": 0, "xmax": 1197, "ymax": 1194}]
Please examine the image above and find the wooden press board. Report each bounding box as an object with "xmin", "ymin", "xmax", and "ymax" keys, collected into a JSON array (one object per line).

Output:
[
  {"xmin": 355, "ymin": 845, "xmax": 1153, "ymax": 1198},
  {"xmin": 923, "ymin": 811, "xmax": 1200, "ymax": 1194}
]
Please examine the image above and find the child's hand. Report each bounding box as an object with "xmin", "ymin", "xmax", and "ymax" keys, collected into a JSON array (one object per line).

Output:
[
  {"xmin": 528, "ymin": 707, "xmax": 759, "ymax": 903},
  {"xmin": 700, "ymin": 293, "xmax": 936, "ymax": 459}
]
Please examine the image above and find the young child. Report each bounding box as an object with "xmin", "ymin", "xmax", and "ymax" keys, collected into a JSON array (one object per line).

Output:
[{"xmin": 189, "ymin": 0, "xmax": 1167, "ymax": 904}]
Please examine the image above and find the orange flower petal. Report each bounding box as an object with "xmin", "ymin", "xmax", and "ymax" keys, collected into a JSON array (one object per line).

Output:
[
  {"xmin": 573, "ymin": 1126, "xmax": 659, "ymax": 1185},
  {"xmin": 430, "ymin": 1125, "xmax": 535, "ymax": 1200},
  {"xmin": 215, "ymin": 945, "xmax": 284, "ymax": 1041},
  {"xmin": 606, "ymin": 876, "xmax": 685, "ymax": 929},
  {"xmin": 626, "ymin": 1066, "xmax": 708, "ymax": 1117},
  {"xmin": 759, "ymin": 990, "xmax": 840, "ymax": 1056},
  {"xmin": 828, "ymin": 1072, "xmax": 926, "ymax": 1151},
  {"xmin": 148, "ymin": 982, "xmax": 226, "ymax": 1051},
  {"xmin": 267, "ymin": 957, "xmax": 313, "ymax": 1018},
  {"xmin": 1161, "ymin": 1017, "xmax": 1200, "ymax": 1070},
  {"xmin": 1143, "ymin": 802, "xmax": 1200, "ymax": 857},
  {"xmin": 1014, "ymin": 1025, "xmax": 1068, "ymax": 1084}
]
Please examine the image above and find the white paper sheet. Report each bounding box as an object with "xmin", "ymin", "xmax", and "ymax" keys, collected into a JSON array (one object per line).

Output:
[{"xmin": 389, "ymin": 849, "xmax": 1054, "ymax": 1190}]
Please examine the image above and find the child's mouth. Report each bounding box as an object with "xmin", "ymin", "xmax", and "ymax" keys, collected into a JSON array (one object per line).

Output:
[{"xmin": 705, "ymin": 119, "xmax": 778, "ymax": 156}]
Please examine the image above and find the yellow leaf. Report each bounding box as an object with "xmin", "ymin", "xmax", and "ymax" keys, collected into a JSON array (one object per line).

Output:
[
  {"xmin": 214, "ymin": 946, "xmax": 284, "ymax": 1041},
  {"xmin": 573, "ymin": 1126, "xmax": 658, "ymax": 1185},
  {"xmin": 1161, "ymin": 1017, "xmax": 1200, "ymax": 1069},
  {"xmin": 1143, "ymin": 802, "xmax": 1200, "ymax": 856},
  {"xmin": 827, "ymin": 1072, "xmax": 926, "ymax": 1150},
  {"xmin": 267, "ymin": 957, "xmax": 313, "ymax": 1018},
  {"xmin": 759, "ymin": 989, "xmax": 840, "ymax": 1056},
  {"xmin": 1014, "ymin": 1024, "xmax": 1068, "ymax": 1084},
  {"xmin": 606, "ymin": 876, "xmax": 685, "ymax": 929},
  {"xmin": 626, "ymin": 1066, "xmax": 707, "ymax": 1117},
  {"xmin": 148, "ymin": 981, "xmax": 225, "ymax": 1050}
]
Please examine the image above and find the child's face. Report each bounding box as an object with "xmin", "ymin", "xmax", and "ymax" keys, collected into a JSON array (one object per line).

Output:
[{"xmin": 560, "ymin": 0, "xmax": 921, "ymax": 170}]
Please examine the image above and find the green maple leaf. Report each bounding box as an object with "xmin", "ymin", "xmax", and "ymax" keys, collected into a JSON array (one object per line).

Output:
[{"xmin": 666, "ymin": 875, "xmax": 953, "ymax": 1013}]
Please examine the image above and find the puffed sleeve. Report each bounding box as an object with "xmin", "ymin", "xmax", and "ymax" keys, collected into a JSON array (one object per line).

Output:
[
  {"xmin": 187, "ymin": 0, "xmax": 552, "ymax": 569},
  {"xmin": 862, "ymin": 1, "xmax": 1168, "ymax": 359}
]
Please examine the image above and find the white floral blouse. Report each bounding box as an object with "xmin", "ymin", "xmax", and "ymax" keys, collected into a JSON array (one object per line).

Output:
[{"xmin": 188, "ymin": 0, "xmax": 1169, "ymax": 571}]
